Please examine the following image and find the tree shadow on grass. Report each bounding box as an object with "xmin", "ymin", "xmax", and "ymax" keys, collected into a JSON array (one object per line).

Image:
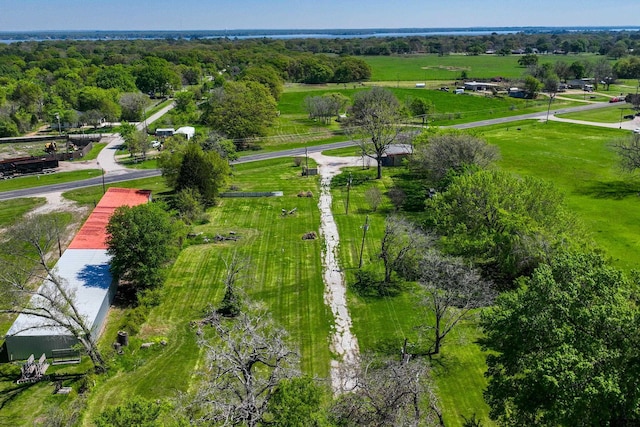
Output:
[{"xmin": 575, "ymin": 180, "xmax": 640, "ymax": 200}]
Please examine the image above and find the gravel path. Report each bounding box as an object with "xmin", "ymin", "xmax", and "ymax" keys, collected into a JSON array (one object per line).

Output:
[{"xmin": 311, "ymin": 152, "xmax": 374, "ymax": 393}]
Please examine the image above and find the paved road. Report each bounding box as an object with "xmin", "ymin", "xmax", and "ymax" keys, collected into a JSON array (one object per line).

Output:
[{"xmin": 0, "ymin": 101, "xmax": 631, "ymax": 202}]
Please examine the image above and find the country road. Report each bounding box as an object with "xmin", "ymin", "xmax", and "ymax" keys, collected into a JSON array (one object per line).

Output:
[{"xmin": 0, "ymin": 100, "xmax": 632, "ymax": 202}]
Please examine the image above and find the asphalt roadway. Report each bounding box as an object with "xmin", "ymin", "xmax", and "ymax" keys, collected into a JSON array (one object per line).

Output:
[{"xmin": 0, "ymin": 101, "xmax": 630, "ymax": 202}]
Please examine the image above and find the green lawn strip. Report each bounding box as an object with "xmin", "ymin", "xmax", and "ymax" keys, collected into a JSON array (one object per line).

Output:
[
  {"xmin": 329, "ymin": 166, "xmax": 493, "ymax": 425},
  {"xmin": 431, "ymin": 321, "xmax": 492, "ymax": 426},
  {"xmin": 557, "ymin": 105, "xmax": 636, "ymax": 123},
  {"xmin": 83, "ymin": 143, "xmax": 107, "ymax": 161},
  {"xmin": 0, "ymin": 169, "xmax": 103, "ymax": 192},
  {"xmin": 82, "ymin": 159, "xmax": 331, "ymax": 422},
  {"xmin": 0, "ymin": 197, "xmax": 46, "ymax": 227},
  {"xmin": 477, "ymin": 120, "xmax": 640, "ymax": 271}
]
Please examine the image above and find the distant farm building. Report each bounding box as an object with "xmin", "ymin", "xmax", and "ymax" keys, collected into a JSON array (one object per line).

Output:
[
  {"xmin": 4, "ymin": 188, "xmax": 152, "ymax": 361},
  {"xmin": 464, "ymin": 81, "xmax": 499, "ymax": 92},
  {"xmin": 508, "ymin": 88, "xmax": 527, "ymax": 98},
  {"xmin": 382, "ymin": 144, "xmax": 413, "ymax": 167},
  {"xmin": 155, "ymin": 128, "xmax": 175, "ymax": 138}
]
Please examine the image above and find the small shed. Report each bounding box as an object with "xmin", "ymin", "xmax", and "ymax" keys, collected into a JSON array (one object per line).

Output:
[
  {"xmin": 175, "ymin": 126, "xmax": 195, "ymax": 140},
  {"xmin": 382, "ymin": 144, "xmax": 413, "ymax": 167},
  {"xmin": 155, "ymin": 128, "xmax": 175, "ymax": 138}
]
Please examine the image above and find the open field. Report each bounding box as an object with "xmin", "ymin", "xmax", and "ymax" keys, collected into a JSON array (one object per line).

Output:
[
  {"xmin": 477, "ymin": 120, "xmax": 640, "ymax": 271},
  {"xmin": 362, "ymin": 53, "xmax": 610, "ymax": 82}
]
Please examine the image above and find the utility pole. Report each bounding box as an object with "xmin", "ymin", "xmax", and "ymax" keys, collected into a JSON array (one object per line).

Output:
[
  {"xmin": 358, "ymin": 215, "xmax": 369, "ymax": 269},
  {"xmin": 305, "ymin": 145, "xmax": 309, "ymax": 177},
  {"xmin": 345, "ymin": 172, "xmax": 353, "ymax": 215}
]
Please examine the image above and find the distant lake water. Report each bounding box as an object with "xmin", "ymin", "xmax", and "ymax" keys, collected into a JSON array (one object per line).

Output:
[{"xmin": 1, "ymin": 27, "xmax": 639, "ymax": 44}]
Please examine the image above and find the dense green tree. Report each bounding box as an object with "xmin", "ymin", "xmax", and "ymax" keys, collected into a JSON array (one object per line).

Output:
[
  {"xmin": 332, "ymin": 56, "xmax": 372, "ymax": 83},
  {"xmin": 517, "ymin": 54, "xmax": 538, "ymax": 67},
  {"xmin": 10, "ymin": 79, "xmax": 44, "ymax": 114},
  {"xmin": 523, "ymin": 75, "xmax": 542, "ymax": 99},
  {"xmin": 158, "ymin": 142, "xmax": 230, "ymax": 206},
  {"xmin": 200, "ymin": 80, "xmax": 277, "ymax": 141},
  {"xmin": 76, "ymin": 86, "xmax": 121, "ymax": 121},
  {"xmin": 613, "ymin": 56, "xmax": 640, "ymax": 79},
  {"xmin": 265, "ymin": 376, "xmax": 327, "ymax": 427},
  {"xmin": 95, "ymin": 65, "xmax": 137, "ymax": 91},
  {"xmin": 240, "ymin": 64, "xmax": 284, "ymax": 100},
  {"xmin": 134, "ymin": 57, "xmax": 180, "ymax": 96},
  {"xmin": 343, "ymin": 87, "xmax": 405, "ymax": 179},
  {"xmin": 106, "ymin": 203, "xmax": 182, "ymax": 297},
  {"xmin": 426, "ymin": 170, "xmax": 582, "ymax": 286},
  {"xmin": 481, "ymin": 251, "xmax": 640, "ymax": 426}
]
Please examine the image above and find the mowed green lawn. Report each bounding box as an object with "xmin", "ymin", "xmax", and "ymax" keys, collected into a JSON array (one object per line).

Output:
[
  {"xmin": 558, "ymin": 104, "xmax": 637, "ymax": 123},
  {"xmin": 477, "ymin": 120, "xmax": 640, "ymax": 270},
  {"xmin": 82, "ymin": 158, "xmax": 332, "ymax": 423}
]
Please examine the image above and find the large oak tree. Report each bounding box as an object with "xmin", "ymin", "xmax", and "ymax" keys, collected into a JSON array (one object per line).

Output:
[{"xmin": 481, "ymin": 251, "xmax": 640, "ymax": 426}]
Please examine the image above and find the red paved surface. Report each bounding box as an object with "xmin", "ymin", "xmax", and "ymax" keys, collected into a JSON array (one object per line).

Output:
[{"xmin": 68, "ymin": 188, "xmax": 151, "ymax": 249}]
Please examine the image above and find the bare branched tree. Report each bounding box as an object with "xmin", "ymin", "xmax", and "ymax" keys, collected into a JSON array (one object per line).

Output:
[
  {"xmin": 611, "ymin": 134, "xmax": 640, "ymax": 172},
  {"xmin": 414, "ymin": 252, "xmax": 495, "ymax": 357},
  {"xmin": 330, "ymin": 355, "xmax": 443, "ymax": 427},
  {"xmin": 0, "ymin": 213, "xmax": 106, "ymax": 371},
  {"xmin": 343, "ymin": 87, "xmax": 404, "ymax": 179},
  {"xmin": 380, "ymin": 216, "xmax": 434, "ymax": 283},
  {"xmin": 186, "ymin": 308, "xmax": 300, "ymax": 427}
]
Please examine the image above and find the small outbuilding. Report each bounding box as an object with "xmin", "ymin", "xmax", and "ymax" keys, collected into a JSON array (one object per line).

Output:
[
  {"xmin": 464, "ymin": 81, "xmax": 499, "ymax": 92},
  {"xmin": 382, "ymin": 144, "xmax": 413, "ymax": 167},
  {"xmin": 155, "ymin": 128, "xmax": 175, "ymax": 138},
  {"xmin": 175, "ymin": 126, "xmax": 195, "ymax": 140}
]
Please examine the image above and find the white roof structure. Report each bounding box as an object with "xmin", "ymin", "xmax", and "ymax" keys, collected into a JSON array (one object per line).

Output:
[
  {"xmin": 175, "ymin": 126, "xmax": 195, "ymax": 140},
  {"xmin": 4, "ymin": 188, "xmax": 151, "ymax": 360},
  {"xmin": 6, "ymin": 249, "xmax": 113, "ymax": 338}
]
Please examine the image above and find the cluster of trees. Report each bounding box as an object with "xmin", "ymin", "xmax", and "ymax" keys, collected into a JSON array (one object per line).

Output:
[{"xmin": 0, "ymin": 37, "xmax": 371, "ymax": 137}]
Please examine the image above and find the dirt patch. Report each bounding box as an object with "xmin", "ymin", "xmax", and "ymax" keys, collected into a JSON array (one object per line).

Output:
[{"xmin": 421, "ymin": 65, "xmax": 470, "ymax": 72}]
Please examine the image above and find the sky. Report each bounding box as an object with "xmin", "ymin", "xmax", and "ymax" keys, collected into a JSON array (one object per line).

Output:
[{"xmin": 0, "ymin": 0, "xmax": 637, "ymax": 32}]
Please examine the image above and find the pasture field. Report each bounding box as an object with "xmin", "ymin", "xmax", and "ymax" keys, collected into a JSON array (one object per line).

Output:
[
  {"xmin": 477, "ymin": 120, "xmax": 640, "ymax": 271},
  {"xmin": 363, "ymin": 53, "xmax": 608, "ymax": 82}
]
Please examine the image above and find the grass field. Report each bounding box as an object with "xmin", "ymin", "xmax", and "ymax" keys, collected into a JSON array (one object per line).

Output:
[
  {"xmin": 362, "ymin": 53, "xmax": 610, "ymax": 82},
  {"xmin": 558, "ymin": 105, "xmax": 637, "ymax": 123},
  {"xmin": 476, "ymin": 120, "xmax": 640, "ymax": 271},
  {"xmin": 0, "ymin": 169, "xmax": 103, "ymax": 192},
  {"xmin": 79, "ymin": 158, "xmax": 333, "ymax": 424}
]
